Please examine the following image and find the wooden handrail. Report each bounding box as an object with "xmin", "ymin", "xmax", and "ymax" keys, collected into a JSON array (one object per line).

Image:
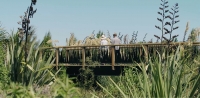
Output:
[{"xmin": 39, "ymin": 42, "xmax": 200, "ymax": 50}]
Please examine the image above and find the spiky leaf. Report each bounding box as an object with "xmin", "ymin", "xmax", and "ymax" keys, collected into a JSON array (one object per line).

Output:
[
  {"xmin": 174, "ymin": 20, "xmax": 180, "ymax": 24},
  {"xmin": 158, "ymin": 12, "xmax": 162, "ymax": 16},
  {"xmin": 173, "ymin": 26, "xmax": 179, "ymax": 30},
  {"xmin": 175, "ymin": 3, "xmax": 178, "ymax": 6},
  {"xmin": 157, "ymin": 18, "xmax": 162, "ymax": 22},
  {"xmin": 175, "ymin": 15, "xmax": 179, "ymax": 18},
  {"xmin": 169, "ymin": 11, "xmax": 173, "ymax": 15},
  {"xmin": 165, "ymin": 22, "xmax": 171, "ymax": 26},
  {"xmin": 165, "ymin": 10, "xmax": 169, "ymax": 13},
  {"xmin": 155, "ymin": 25, "xmax": 161, "ymax": 30}
]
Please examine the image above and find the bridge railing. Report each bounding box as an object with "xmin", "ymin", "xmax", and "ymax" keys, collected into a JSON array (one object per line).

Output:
[{"xmin": 39, "ymin": 42, "xmax": 200, "ymax": 70}]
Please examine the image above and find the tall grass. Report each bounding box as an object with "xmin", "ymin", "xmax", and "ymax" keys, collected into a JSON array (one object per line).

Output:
[{"xmin": 95, "ymin": 45, "xmax": 200, "ymax": 97}]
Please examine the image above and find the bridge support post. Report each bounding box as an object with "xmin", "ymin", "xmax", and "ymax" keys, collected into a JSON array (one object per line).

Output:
[
  {"xmin": 56, "ymin": 48, "xmax": 59, "ymax": 70},
  {"xmin": 82, "ymin": 47, "xmax": 85, "ymax": 70},
  {"xmin": 111, "ymin": 46, "xmax": 115, "ymax": 70}
]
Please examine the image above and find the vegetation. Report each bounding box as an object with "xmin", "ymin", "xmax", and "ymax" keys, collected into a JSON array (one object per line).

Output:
[
  {"xmin": 1, "ymin": 24, "xmax": 200, "ymax": 97},
  {"xmin": 0, "ymin": 0, "xmax": 200, "ymax": 97},
  {"xmin": 94, "ymin": 45, "xmax": 200, "ymax": 97}
]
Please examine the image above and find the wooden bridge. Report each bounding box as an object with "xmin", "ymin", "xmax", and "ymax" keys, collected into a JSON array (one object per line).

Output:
[{"xmin": 39, "ymin": 42, "xmax": 200, "ymax": 75}]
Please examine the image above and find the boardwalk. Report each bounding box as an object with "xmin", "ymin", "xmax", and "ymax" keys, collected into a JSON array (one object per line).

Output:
[{"xmin": 39, "ymin": 42, "xmax": 200, "ymax": 71}]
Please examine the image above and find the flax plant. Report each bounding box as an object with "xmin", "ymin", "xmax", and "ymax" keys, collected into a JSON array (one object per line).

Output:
[
  {"xmin": 95, "ymin": 45, "xmax": 200, "ymax": 97},
  {"xmin": 6, "ymin": 30, "xmax": 59, "ymax": 86}
]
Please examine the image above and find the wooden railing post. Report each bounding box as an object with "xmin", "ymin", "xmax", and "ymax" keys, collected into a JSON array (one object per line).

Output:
[
  {"xmin": 82, "ymin": 47, "xmax": 85, "ymax": 70},
  {"xmin": 111, "ymin": 46, "xmax": 115, "ymax": 70},
  {"xmin": 56, "ymin": 48, "xmax": 59, "ymax": 70},
  {"xmin": 66, "ymin": 49, "xmax": 69, "ymax": 63}
]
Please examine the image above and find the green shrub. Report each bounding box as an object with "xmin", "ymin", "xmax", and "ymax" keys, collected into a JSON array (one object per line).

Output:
[
  {"xmin": 50, "ymin": 69, "xmax": 82, "ymax": 98},
  {"xmin": 0, "ymin": 65, "xmax": 10, "ymax": 84}
]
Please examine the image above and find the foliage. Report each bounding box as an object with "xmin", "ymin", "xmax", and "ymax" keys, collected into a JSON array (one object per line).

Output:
[
  {"xmin": 1, "ymin": 0, "xmax": 200, "ymax": 97},
  {"xmin": 50, "ymin": 69, "xmax": 82, "ymax": 98},
  {"xmin": 0, "ymin": 65, "xmax": 10, "ymax": 88},
  {"xmin": 0, "ymin": 41, "xmax": 5, "ymax": 65},
  {"xmin": 0, "ymin": 69, "xmax": 81, "ymax": 98},
  {"xmin": 0, "ymin": 23, "xmax": 8, "ymax": 65},
  {"xmin": 94, "ymin": 45, "xmax": 200, "ymax": 98},
  {"xmin": 187, "ymin": 27, "xmax": 200, "ymax": 42},
  {"xmin": 77, "ymin": 67, "xmax": 95, "ymax": 90},
  {"xmin": 5, "ymin": 30, "xmax": 58, "ymax": 86},
  {"xmin": 66, "ymin": 33, "xmax": 78, "ymax": 46},
  {"xmin": 40, "ymin": 31, "xmax": 53, "ymax": 47},
  {"xmin": 130, "ymin": 31, "xmax": 138, "ymax": 44},
  {"xmin": 39, "ymin": 31, "xmax": 53, "ymax": 61}
]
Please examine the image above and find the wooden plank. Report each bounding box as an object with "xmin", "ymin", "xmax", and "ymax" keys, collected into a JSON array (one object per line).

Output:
[{"xmin": 52, "ymin": 63, "xmax": 135, "ymax": 66}]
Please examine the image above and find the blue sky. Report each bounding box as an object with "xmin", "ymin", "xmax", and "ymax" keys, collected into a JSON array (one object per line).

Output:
[{"xmin": 0, "ymin": 0, "xmax": 200, "ymax": 46}]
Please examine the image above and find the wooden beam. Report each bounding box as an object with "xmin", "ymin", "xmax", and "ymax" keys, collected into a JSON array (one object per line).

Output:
[
  {"xmin": 56, "ymin": 48, "xmax": 59, "ymax": 70},
  {"xmin": 39, "ymin": 42, "xmax": 200, "ymax": 50},
  {"xmin": 66, "ymin": 50, "xmax": 69, "ymax": 63},
  {"xmin": 111, "ymin": 46, "xmax": 115, "ymax": 70},
  {"xmin": 52, "ymin": 63, "xmax": 134, "ymax": 66},
  {"xmin": 82, "ymin": 47, "xmax": 86, "ymax": 70}
]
